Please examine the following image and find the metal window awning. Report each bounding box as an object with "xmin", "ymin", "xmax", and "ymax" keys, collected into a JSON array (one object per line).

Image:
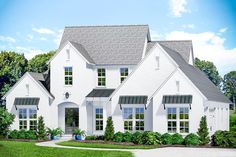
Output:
[
  {"xmin": 162, "ymin": 95, "xmax": 192, "ymax": 110},
  {"xmin": 13, "ymin": 97, "xmax": 40, "ymax": 110},
  {"xmin": 86, "ymin": 89, "xmax": 115, "ymax": 98},
  {"xmin": 118, "ymin": 96, "xmax": 148, "ymax": 110}
]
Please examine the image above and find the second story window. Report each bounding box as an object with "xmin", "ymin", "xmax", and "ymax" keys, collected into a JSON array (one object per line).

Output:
[
  {"xmin": 97, "ymin": 68, "xmax": 106, "ymax": 87},
  {"xmin": 65, "ymin": 67, "xmax": 73, "ymax": 85},
  {"xmin": 120, "ymin": 68, "xmax": 128, "ymax": 83}
]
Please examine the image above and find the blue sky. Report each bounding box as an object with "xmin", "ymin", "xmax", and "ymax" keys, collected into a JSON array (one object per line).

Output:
[{"xmin": 0, "ymin": 0, "xmax": 235, "ymax": 75}]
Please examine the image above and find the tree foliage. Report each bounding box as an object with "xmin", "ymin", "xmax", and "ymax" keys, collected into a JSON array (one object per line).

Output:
[
  {"xmin": 0, "ymin": 108, "xmax": 15, "ymax": 136},
  {"xmin": 197, "ymin": 116, "xmax": 210, "ymax": 145},
  {"xmin": 37, "ymin": 116, "xmax": 47, "ymax": 140},
  {"xmin": 27, "ymin": 50, "xmax": 55, "ymax": 73},
  {"xmin": 104, "ymin": 117, "xmax": 114, "ymax": 141},
  {"xmin": 223, "ymin": 71, "xmax": 236, "ymax": 104},
  {"xmin": 195, "ymin": 58, "xmax": 222, "ymax": 87},
  {"xmin": 0, "ymin": 51, "xmax": 28, "ymax": 98}
]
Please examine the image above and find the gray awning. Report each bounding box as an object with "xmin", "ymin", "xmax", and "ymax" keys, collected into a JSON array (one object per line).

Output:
[
  {"xmin": 118, "ymin": 96, "xmax": 148, "ymax": 109},
  {"xmin": 86, "ymin": 89, "xmax": 115, "ymax": 97},
  {"xmin": 162, "ymin": 95, "xmax": 192, "ymax": 109},
  {"xmin": 14, "ymin": 97, "xmax": 40, "ymax": 110}
]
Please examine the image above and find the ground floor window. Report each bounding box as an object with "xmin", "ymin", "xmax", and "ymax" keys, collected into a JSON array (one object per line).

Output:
[
  {"xmin": 95, "ymin": 108, "xmax": 103, "ymax": 131},
  {"xmin": 123, "ymin": 107, "xmax": 144, "ymax": 132},
  {"xmin": 19, "ymin": 108, "xmax": 37, "ymax": 130},
  {"xmin": 167, "ymin": 107, "xmax": 189, "ymax": 133}
]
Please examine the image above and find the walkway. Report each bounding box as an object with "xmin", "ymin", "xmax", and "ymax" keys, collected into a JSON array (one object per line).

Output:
[{"xmin": 36, "ymin": 138, "xmax": 236, "ymax": 157}]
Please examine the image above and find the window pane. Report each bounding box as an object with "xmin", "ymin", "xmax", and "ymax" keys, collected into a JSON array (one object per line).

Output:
[
  {"xmin": 29, "ymin": 109, "xmax": 37, "ymax": 119},
  {"xmin": 19, "ymin": 109, "xmax": 27, "ymax": 119},
  {"xmin": 95, "ymin": 108, "xmax": 103, "ymax": 131},
  {"xmin": 123, "ymin": 108, "xmax": 133, "ymax": 119}
]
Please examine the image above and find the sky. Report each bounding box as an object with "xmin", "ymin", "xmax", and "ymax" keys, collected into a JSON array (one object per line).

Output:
[{"xmin": 0, "ymin": 0, "xmax": 235, "ymax": 76}]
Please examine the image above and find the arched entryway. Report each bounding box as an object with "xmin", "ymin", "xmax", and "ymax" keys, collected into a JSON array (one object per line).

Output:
[{"xmin": 58, "ymin": 102, "xmax": 79, "ymax": 134}]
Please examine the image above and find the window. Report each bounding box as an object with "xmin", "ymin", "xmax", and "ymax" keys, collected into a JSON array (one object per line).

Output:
[
  {"xmin": 19, "ymin": 109, "xmax": 27, "ymax": 130},
  {"xmin": 135, "ymin": 108, "xmax": 144, "ymax": 131},
  {"xmin": 167, "ymin": 108, "xmax": 177, "ymax": 133},
  {"xmin": 95, "ymin": 108, "xmax": 103, "ymax": 131},
  {"xmin": 19, "ymin": 108, "xmax": 37, "ymax": 130},
  {"xmin": 123, "ymin": 107, "xmax": 145, "ymax": 132},
  {"xmin": 180, "ymin": 107, "xmax": 189, "ymax": 133},
  {"xmin": 97, "ymin": 68, "xmax": 106, "ymax": 86},
  {"xmin": 123, "ymin": 108, "xmax": 133, "ymax": 131},
  {"xmin": 120, "ymin": 68, "xmax": 128, "ymax": 83},
  {"xmin": 65, "ymin": 67, "xmax": 73, "ymax": 85},
  {"xmin": 29, "ymin": 109, "xmax": 37, "ymax": 130},
  {"xmin": 155, "ymin": 56, "xmax": 160, "ymax": 69}
]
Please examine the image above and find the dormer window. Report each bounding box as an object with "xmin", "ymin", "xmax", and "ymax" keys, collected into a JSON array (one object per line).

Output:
[
  {"xmin": 120, "ymin": 68, "xmax": 128, "ymax": 83},
  {"xmin": 66, "ymin": 49, "xmax": 70, "ymax": 60},
  {"xmin": 97, "ymin": 68, "xmax": 106, "ymax": 87},
  {"xmin": 65, "ymin": 67, "xmax": 73, "ymax": 85}
]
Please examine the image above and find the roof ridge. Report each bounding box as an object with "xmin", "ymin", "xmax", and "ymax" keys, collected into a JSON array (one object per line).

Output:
[
  {"xmin": 153, "ymin": 40, "xmax": 192, "ymax": 42},
  {"xmin": 65, "ymin": 24, "xmax": 149, "ymax": 28}
]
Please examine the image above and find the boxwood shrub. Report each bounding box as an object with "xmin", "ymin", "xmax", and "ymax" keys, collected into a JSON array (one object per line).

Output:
[
  {"xmin": 8, "ymin": 130, "xmax": 37, "ymax": 140},
  {"xmin": 161, "ymin": 133, "xmax": 172, "ymax": 145},
  {"xmin": 114, "ymin": 132, "xmax": 123, "ymax": 142},
  {"xmin": 172, "ymin": 133, "xmax": 184, "ymax": 145},
  {"xmin": 132, "ymin": 132, "xmax": 143, "ymax": 144},
  {"xmin": 211, "ymin": 130, "xmax": 236, "ymax": 148},
  {"xmin": 142, "ymin": 131, "xmax": 161, "ymax": 145},
  {"xmin": 85, "ymin": 135, "xmax": 96, "ymax": 140},
  {"xmin": 184, "ymin": 133, "xmax": 200, "ymax": 146},
  {"xmin": 122, "ymin": 131, "xmax": 132, "ymax": 142}
]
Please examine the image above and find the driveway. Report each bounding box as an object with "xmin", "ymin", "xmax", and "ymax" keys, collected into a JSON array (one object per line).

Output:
[{"xmin": 36, "ymin": 139, "xmax": 236, "ymax": 157}]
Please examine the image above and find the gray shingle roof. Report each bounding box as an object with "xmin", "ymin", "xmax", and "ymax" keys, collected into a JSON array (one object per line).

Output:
[
  {"xmin": 159, "ymin": 44, "xmax": 231, "ymax": 103},
  {"xmin": 28, "ymin": 72, "xmax": 54, "ymax": 98},
  {"xmin": 60, "ymin": 25, "xmax": 149, "ymax": 65},
  {"xmin": 86, "ymin": 89, "xmax": 115, "ymax": 97}
]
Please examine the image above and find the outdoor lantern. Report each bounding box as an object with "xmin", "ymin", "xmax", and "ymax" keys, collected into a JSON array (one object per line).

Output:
[{"xmin": 65, "ymin": 92, "xmax": 70, "ymax": 99}]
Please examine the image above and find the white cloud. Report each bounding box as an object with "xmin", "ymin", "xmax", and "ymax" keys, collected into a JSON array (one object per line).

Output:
[
  {"xmin": 182, "ymin": 24, "xmax": 194, "ymax": 29},
  {"xmin": 0, "ymin": 35, "xmax": 16, "ymax": 43},
  {"xmin": 39, "ymin": 37, "xmax": 47, "ymax": 41},
  {"xmin": 169, "ymin": 0, "xmax": 190, "ymax": 17},
  {"xmin": 32, "ymin": 28, "xmax": 55, "ymax": 35},
  {"xmin": 150, "ymin": 30, "xmax": 163, "ymax": 40},
  {"xmin": 165, "ymin": 31, "xmax": 236, "ymax": 75},
  {"xmin": 27, "ymin": 34, "xmax": 34, "ymax": 41},
  {"xmin": 16, "ymin": 46, "xmax": 44, "ymax": 59},
  {"xmin": 219, "ymin": 27, "xmax": 228, "ymax": 33}
]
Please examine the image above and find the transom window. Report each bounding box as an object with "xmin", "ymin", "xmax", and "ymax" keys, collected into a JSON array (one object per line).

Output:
[
  {"xmin": 97, "ymin": 68, "xmax": 106, "ymax": 86},
  {"xmin": 123, "ymin": 107, "xmax": 145, "ymax": 132},
  {"xmin": 95, "ymin": 108, "xmax": 103, "ymax": 131},
  {"xmin": 120, "ymin": 68, "xmax": 128, "ymax": 83},
  {"xmin": 167, "ymin": 107, "xmax": 189, "ymax": 133},
  {"xmin": 19, "ymin": 108, "xmax": 37, "ymax": 130},
  {"xmin": 65, "ymin": 67, "xmax": 73, "ymax": 85}
]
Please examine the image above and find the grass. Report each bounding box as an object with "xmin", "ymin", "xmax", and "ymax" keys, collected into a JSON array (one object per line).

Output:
[
  {"xmin": 0, "ymin": 141, "xmax": 133, "ymax": 157},
  {"xmin": 57, "ymin": 140, "xmax": 159, "ymax": 149}
]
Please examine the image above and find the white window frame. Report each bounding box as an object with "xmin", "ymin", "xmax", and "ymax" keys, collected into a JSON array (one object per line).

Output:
[
  {"xmin": 95, "ymin": 108, "xmax": 103, "ymax": 131},
  {"xmin": 19, "ymin": 108, "xmax": 27, "ymax": 130},
  {"xmin": 123, "ymin": 106, "xmax": 145, "ymax": 132},
  {"xmin": 135, "ymin": 108, "xmax": 144, "ymax": 131},
  {"xmin": 179, "ymin": 107, "xmax": 189, "ymax": 133},
  {"xmin": 97, "ymin": 68, "xmax": 106, "ymax": 87},
  {"xmin": 120, "ymin": 68, "xmax": 128, "ymax": 83},
  {"xmin": 64, "ymin": 67, "xmax": 73, "ymax": 86},
  {"xmin": 19, "ymin": 108, "xmax": 37, "ymax": 130},
  {"xmin": 167, "ymin": 108, "xmax": 177, "ymax": 133},
  {"xmin": 29, "ymin": 108, "xmax": 37, "ymax": 130}
]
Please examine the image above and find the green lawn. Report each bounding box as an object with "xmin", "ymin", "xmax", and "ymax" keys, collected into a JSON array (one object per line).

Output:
[
  {"xmin": 57, "ymin": 141, "xmax": 159, "ymax": 149},
  {"xmin": 0, "ymin": 141, "xmax": 133, "ymax": 157}
]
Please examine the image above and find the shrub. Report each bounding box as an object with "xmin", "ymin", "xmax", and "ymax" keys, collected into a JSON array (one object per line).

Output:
[
  {"xmin": 0, "ymin": 108, "xmax": 15, "ymax": 136},
  {"xmin": 172, "ymin": 133, "xmax": 184, "ymax": 145},
  {"xmin": 230, "ymin": 115, "xmax": 236, "ymax": 132},
  {"xmin": 161, "ymin": 133, "xmax": 172, "ymax": 145},
  {"xmin": 142, "ymin": 131, "xmax": 161, "ymax": 145},
  {"xmin": 132, "ymin": 132, "xmax": 143, "ymax": 144},
  {"xmin": 96, "ymin": 135, "xmax": 105, "ymax": 140},
  {"xmin": 197, "ymin": 116, "xmax": 210, "ymax": 145},
  {"xmin": 211, "ymin": 130, "xmax": 236, "ymax": 148},
  {"xmin": 85, "ymin": 135, "xmax": 96, "ymax": 140},
  {"xmin": 8, "ymin": 130, "xmax": 19, "ymax": 139},
  {"xmin": 114, "ymin": 132, "xmax": 123, "ymax": 142},
  {"xmin": 25, "ymin": 130, "xmax": 37, "ymax": 140},
  {"xmin": 47, "ymin": 128, "xmax": 63, "ymax": 139},
  {"xmin": 104, "ymin": 117, "xmax": 114, "ymax": 141},
  {"xmin": 18, "ymin": 130, "xmax": 26, "ymax": 139},
  {"xmin": 184, "ymin": 133, "xmax": 200, "ymax": 146},
  {"xmin": 122, "ymin": 131, "xmax": 132, "ymax": 142},
  {"xmin": 155, "ymin": 132, "xmax": 162, "ymax": 143},
  {"xmin": 37, "ymin": 116, "xmax": 46, "ymax": 140},
  {"xmin": 73, "ymin": 129, "xmax": 86, "ymax": 136}
]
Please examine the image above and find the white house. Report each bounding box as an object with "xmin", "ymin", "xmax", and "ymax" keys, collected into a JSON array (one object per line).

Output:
[{"xmin": 2, "ymin": 25, "xmax": 231, "ymax": 136}]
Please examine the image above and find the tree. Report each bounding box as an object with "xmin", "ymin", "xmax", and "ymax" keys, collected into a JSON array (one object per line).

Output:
[
  {"xmin": 37, "ymin": 116, "xmax": 47, "ymax": 140},
  {"xmin": 27, "ymin": 50, "xmax": 55, "ymax": 73},
  {"xmin": 104, "ymin": 117, "xmax": 114, "ymax": 141},
  {"xmin": 0, "ymin": 108, "xmax": 15, "ymax": 137},
  {"xmin": 197, "ymin": 116, "xmax": 210, "ymax": 145},
  {"xmin": 0, "ymin": 51, "xmax": 28, "ymax": 98},
  {"xmin": 195, "ymin": 58, "xmax": 222, "ymax": 87},
  {"xmin": 223, "ymin": 71, "xmax": 236, "ymax": 106}
]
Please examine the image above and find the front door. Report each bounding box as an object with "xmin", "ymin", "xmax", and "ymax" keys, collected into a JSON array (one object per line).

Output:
[{"xmin": 65, "ymin": 108, "xmax": 79, "ymax": 134}]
